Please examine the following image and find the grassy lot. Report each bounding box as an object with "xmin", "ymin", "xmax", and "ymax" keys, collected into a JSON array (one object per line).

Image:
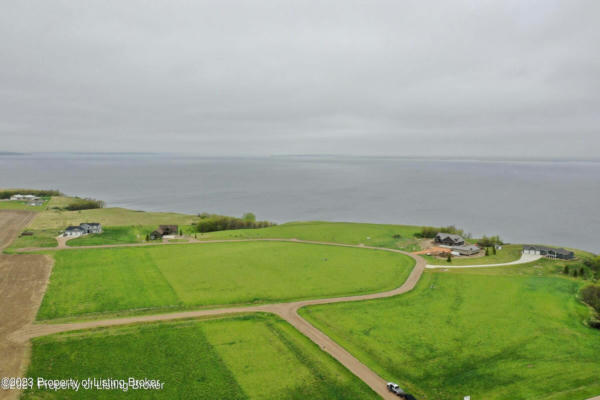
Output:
[
  {"xmin": 300, "ymin": 261, "xmax": 600, "ymax": 400},
  {"xmin": 4, "ymin": 229, "xmax": 60, "ymax": 251},
  {"xmin": 67, "ymin": 225, "xmax": 156, "ymax": 246},
  {"xmin": 424, "ymin": 244, "xmax": 523, "ymax": 265},
  {"xmin": 37, "ymin": 241, "xmax": 414, "ymax": 320},
  {"xmin": 0, "ymin": 198, "xmax": 48, "ymax": 211},
  {"xmin": 193, "ymin": 221, "xmax": 424, "ymax": 251},
  {"xmin": 23, "ymin": 314, "xmax": 378, "ymax": 399},
  {"xmin": 29, "ymin": 207, "xmax": 199, "ymax": 230}
]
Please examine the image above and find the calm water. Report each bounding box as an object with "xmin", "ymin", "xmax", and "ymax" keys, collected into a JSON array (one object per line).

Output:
[{"xmin": 1, "ymin": 154, "xmax": 599, "ymax": 253}]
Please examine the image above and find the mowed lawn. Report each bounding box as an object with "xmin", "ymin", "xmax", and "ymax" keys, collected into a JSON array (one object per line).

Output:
[
  {"xmin": 38, "ymin": 241, "xmax": 413, "ymax": 320},
  {"xmin": 300, "ymin": 264, "xmax": 600, "ymax": 400},
  {"xmin": 196, "ymin": 221, "xmax": 424, "ymax": 251},
  {"xmin": 23, "ymin": 314, "xmax": 378, "ymax": 399}
]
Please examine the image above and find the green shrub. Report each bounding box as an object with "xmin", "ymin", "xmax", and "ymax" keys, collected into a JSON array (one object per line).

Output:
[{"xmin": 581, "ymin": 285, "xmax": 600, "ymax": 313}]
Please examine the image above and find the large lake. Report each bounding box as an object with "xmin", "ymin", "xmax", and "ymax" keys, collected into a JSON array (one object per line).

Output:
[{"xmin": 1, "ymin": 153, "xmax": 599, "ymax": 253}]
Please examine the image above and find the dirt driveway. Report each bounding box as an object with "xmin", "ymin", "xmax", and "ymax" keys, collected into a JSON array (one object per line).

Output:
[{"xmin": 0, "ymin": 211, "xmax": 53, "ymax": 400}]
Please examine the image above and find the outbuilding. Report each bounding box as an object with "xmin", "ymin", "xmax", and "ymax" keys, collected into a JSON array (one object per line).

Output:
[{"xmin": 149, "ymin": 225, "xmax": 179, "ymax": 240}]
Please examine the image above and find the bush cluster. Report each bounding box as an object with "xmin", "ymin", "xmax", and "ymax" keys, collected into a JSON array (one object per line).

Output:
[
  {"xmin": 64, "ymin": 198, "xmax": 105, "ymax": 211},
  {"xmin": 581, "ymin": 285, "xmax": 600, "ymax": 330},
  {"xmin": 477, "ymin": 235, "xmax": 503, "ymax": 247},
  {"xmin": 0, "ymin": 189, "xmax": 61, "ymax": 199},
  {"xmin": 195, "ymin": 213, "xmax": 275, "ymax": 233}
]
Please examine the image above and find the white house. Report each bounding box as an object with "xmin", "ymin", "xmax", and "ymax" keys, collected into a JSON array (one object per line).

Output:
[
  {"xmin": 63, "ymin": 226, "xmax": 85, "ymax": 237},
  {"xmin": 63, "ymin": 222, "xmax": 103, "ymax": 237}
]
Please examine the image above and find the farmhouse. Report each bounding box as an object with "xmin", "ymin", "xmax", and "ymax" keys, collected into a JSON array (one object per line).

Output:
[
  {"xmin": 149, "ymin": 225, "xmax": 179, "ymax": 240},
  {"xmin": 435, "ymin": 232, "xmax": 465, "ymax": 246},
  {"xmin": 63, "ymin": 222, "xmax": 103, "ymax": 237},
  {"xmin": 523, "ymin": 245, "xmax": 575, "ymax": 260}
]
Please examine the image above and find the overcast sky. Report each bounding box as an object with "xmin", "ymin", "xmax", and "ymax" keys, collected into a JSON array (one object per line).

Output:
[{"xmin": 1, "ymin": 0, "xmax": 599, "ymax": 157}]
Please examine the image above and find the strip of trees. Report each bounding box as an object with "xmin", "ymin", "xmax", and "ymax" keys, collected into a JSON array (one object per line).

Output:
[
  {"xmin": 415, "ymin": 225, "xmax": 469, "ymax": 239},
  {"xmin": 64, "ymin": 198, "xmax": 105, "ymax": 211},
  {"xmin": 0, "ymin": 189, "xmax": 62, "ymax": 199},
  {"xmin": 195, "ymin": 212, "xmax": 275, "ymax": 233}
]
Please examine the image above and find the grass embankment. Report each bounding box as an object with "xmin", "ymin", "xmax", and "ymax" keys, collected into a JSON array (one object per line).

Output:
[
  {"xmin": 424, "ymin": 244, "xmax": 523, "ymax": 265},
  {"xmin": 37, "ymin": 241, "xmax": 414, "ymax": 320},
  {"xmin": 193, "ymin": 221, "xmax": 424, "ymax": 251},
  {"xmin": 29, "ymin": 207, "xmax": 199, "ymax": 230},
  {"xmin": 300, "ymin": 260, "xmax": 600, "ymax": 400},
  {"xmin": 23, "ymin": 314, "xmax": 378, "ymax": 399}
]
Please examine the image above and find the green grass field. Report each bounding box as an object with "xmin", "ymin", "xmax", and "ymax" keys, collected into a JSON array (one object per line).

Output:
[
  {"xmin": 4, "ymin": 229, "xmax": 60, "ymax": 251},
  {"xmin": 38, "ymin": 241, "xmax": 414, "ymax": 320},
  {"xmin": 424, "ymin": 244, "xmax": 523, "ymax": 265},
  {"xmin": 29, "ymin": 207, "xmax": 199, "ymax": 230},
  {"xmin": 300, "ymin": 262, "xmax": 600, "ymax": 400},
  {"xmin": 0, "ymin": 198, "xmax": 48, "ymax": 211},
  {"xmin": 23, "ymin": 314, "xmax": 378, "ymax": 399},
  {"xmin": 67, "ymin": 225, "xmax": 156, "ymax": 246},
  {"xmin": 194, "ymin": 221, "xmax": 424, "ymax": 251}
]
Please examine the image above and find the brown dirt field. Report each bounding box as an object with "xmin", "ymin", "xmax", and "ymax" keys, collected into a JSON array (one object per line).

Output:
[
  {"xmin": 0, "ymin": 211, "xmax": 53, "ymax": 400},
  {"xmin": 0, "ymin": 211, "xmax": 36, "ymax": 250}
]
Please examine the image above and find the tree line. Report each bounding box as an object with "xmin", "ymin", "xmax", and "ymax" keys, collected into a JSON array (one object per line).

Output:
[
  {"xmin": 63, "ymin": 198, "xmax": 105, "ymax": 211},
  {"xmin": 194, "ymin": 212, "xmax": 275, "ymax": 233},
  {"xmin": 0, "ymin": 189, "xmax": 62, "ymax": 199}
]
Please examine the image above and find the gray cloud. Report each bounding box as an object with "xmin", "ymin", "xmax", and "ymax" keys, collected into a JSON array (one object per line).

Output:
[{"xmin": 1, "ymin": 0, "xmax": 599, "ymax": 157}]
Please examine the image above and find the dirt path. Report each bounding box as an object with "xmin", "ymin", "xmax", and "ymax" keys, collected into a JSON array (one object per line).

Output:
[{"xmin": 0, "ymin": 211, "xmax": 53, "ymax": 400}]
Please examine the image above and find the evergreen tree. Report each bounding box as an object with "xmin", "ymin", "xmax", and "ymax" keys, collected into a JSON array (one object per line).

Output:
[
  {"xmin": 447, "ymin": 254, "xmax": 452, "ymax": 263},
  {"xmin": 485, "ymin": 248, "xmax": 489, "ymax": 256},
  {"xmin": 563, "ymin": 265, "xmax": 569, "ymax": 274},
  {"xmin": 492, "ymin": 246, "xmax": 497, "ymax": 255}
]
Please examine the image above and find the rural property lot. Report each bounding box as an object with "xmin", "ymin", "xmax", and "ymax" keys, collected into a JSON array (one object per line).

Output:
[
  {"xmin": 22, "ymin": 314, "xmax": 379, "ymax": 400},
  {"xmin": 37, "ymin": 241, "xmax": 414, "ymax": 320},
  {"xmin": 300, "ymin": 263, "xmax": 600, "ymax": 400}
]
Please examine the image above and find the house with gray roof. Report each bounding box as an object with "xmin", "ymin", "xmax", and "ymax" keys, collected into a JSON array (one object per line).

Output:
[
  {"xmin": 63, "ymin": 222, "xmax": 102, "ymax": 237},
  {"xmin": 434, "ymin": 232, "xmax": 465, "ymax": 246},
  {"xmin": 523, "ymin": 245, "xmax": 574, "ymax": 260}
]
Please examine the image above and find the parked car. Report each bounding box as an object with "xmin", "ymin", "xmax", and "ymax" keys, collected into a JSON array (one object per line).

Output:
[
  {"xmin": 386, "ymin": 382, "xmax": 417, "ymax": 399},
  {"xmin": 387, "ymin": 382, "xmax": 404, "ymax": 395}
]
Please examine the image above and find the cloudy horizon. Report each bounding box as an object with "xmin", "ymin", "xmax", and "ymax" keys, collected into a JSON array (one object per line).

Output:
[{"xmin": 2, "ymin": 1, "xmax": 599, "ymax": 157}]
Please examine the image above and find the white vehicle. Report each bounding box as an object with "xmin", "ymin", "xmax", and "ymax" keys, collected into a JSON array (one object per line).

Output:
[
  {"xmin": 386, "ymin": 382, "xmax": 417, "ymax": 399},
  {"xmin": 387, "ymin": 382, "xmax": 404, "ymax": 395}
]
